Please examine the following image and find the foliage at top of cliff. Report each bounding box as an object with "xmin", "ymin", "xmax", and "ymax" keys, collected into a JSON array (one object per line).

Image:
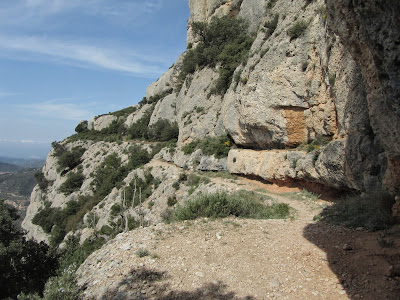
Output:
[{"xmin": 179, "ymin": 15, "xmax": 255, "ymax": 94}]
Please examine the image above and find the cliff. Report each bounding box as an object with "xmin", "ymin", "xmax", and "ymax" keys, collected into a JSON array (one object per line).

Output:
[{"xmin": 22, "ymin": 0, "xmax": 399, "ymax": 247}]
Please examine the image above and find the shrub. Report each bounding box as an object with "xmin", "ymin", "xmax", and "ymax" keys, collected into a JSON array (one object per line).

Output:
[
  {"xmin": 266, "ymin": 0, "xmax": 278, "ymax": 9},
  {"xmin": 58, "ymin": 171, "xmax": 85, "ymax": 195},
  {"xmin": 167, "ymin": 196, "xmax": 177, "ymax": 207},
  {"xmin": 318, "ymin": 191, "xmax": 395, "ymax": 231},
  {"xmin": 264, "ymin": 14, "xmax": 279, "ymax": 36},
  {"xmin": 187, "ymin": 173, "xmax": 210, "ymax": 187},
  {"xmin": 32, "ymin": 207, "xmax": 63, "ymax": 234},
  {"xmin": 287, "ymin": 20, "xmax": 309, "ymax": 39},
  {"xmin": 34, "ymin": 172, "xmax": 50, "ymax": 191},
  {"xmin": 100, "ymin": 225, "xmax": 113, "ymax": 235},
  {"xmin": 32, "ymin": 197, "xmax": 91, "ymax": 243},
  {"xmin": 41, "ymin": 264, "xmax": 81, "ymax": 300},
  {"xmin": 329, "ymin": 73, "xmax": 336, "ymax": 86},
  {"xmin": 51, "ymin": 143, "xmax": 85, "ymax": 173},
  {"xmin": 298, "ymin": 135, "xmax": 330, "ymax": 152},
  {"xmin": 74, "ymin": 120, "xmax": 88, "ymax": 133},
  {"xmin": 0, "ymin": 200, "xmax": 59, "ymax": 299},
  {"xmin": 182, "ymin": 135, "xmax": 231, "ymax": 158},
  {"xmin": 124, "ymin": 171, "xmax": 155, "ymax": 208},
  {"xmin": 178, "ymin": 16, "xmax": 254, "ymax": 94},
  {"xmin": 58, "ymin": 235, "xmax": 106, "ymax": 272},
  {"xmin": 128, "ymin": 105, "xmax": 155, "ymax": 140},
  {"xmin": 166, "ymin": 191, "xmax": 290, "ymax": 222},
  {"xmin": 110, "ymin": 204, "xmax": 122, "ymax": 216},
  {"xmin": 148, "ymin": 119, "xmax": 179, "ymax": 142},
  {"xmin": 93, "ymin": 153, "xmax": 128, "ymax": 199},
  {"xmin": 111, "ymin": 106, "xmax": 137, "ymax": 118},
  {"xmin": 172, "ymin": 181, "xmax": 180, "ymax": 190},
  {"xmin": 136, "ymin": 248, "xmax": 149, "ymax": 258},
  {"xmin": 128, "ymin": 145, "xmax": 151, "ymax": 169}
]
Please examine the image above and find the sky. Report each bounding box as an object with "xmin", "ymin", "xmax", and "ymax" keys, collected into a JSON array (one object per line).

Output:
[{"xmin": 0, "ymin": 0, "xmax": 190, "ymax": 159}]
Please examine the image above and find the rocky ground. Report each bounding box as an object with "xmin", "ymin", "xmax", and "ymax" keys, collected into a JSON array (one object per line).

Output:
[{"xmin": 77, "ymin": 176, "xmax": 400, "ymax": 300}]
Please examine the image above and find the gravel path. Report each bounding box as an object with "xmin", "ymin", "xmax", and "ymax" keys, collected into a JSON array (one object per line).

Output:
[{"xmin": 77, "ymin": 177, "xmax": 400, "ymax": 300}]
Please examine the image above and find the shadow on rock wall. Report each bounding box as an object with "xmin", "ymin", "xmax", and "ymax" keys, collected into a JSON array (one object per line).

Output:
[
  {"xmin": 303, "ymin": 221, "xmax": 400, "ymax": 299},
  {"xmin": 97, "ymin": 267, "xmax": 254, "ymax": 300}
]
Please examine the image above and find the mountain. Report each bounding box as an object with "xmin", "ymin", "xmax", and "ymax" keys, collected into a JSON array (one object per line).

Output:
[
  {"xmin": 20, "ymin": 0, "xmax": 400, "ymax": 298},
  {"xmin": 22, "ymin": 0, "xmax": 400, "ymax": 244}
]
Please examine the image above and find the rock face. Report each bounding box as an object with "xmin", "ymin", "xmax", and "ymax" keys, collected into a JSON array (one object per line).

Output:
[
  {"xmin": 22, "ymin": 0, "xmax": 399, "ymax": 244},
  {"xmin": 325, "ymin": 0, "xmax": 400, "ymax": 193},
  {"xmin": 88, "ymin": 115, "xmax": 118, "ymax": 131}
]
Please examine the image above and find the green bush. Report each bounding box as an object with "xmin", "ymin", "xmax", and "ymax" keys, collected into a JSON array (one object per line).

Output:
[
  {"xmin": 148, "ymin": 119, "xmax": 179, "ymax": 142},
  {"xmin": 138, "ymin": 89, "xmax": 173, "ymax": 107},
  {"xmin": 167, "ymin": 196, "xmax": 177, "ymax": 207},
  {"xmin": 128, "ymin": 145, "xmax": 151, "ymax": 170},
  {"xmin": 0, "ymin": 200, "xmax": 59, "ymax": 299},
  {"xmin": 318, "ymin": 191, "xmax": 395, "ymax": 231},
  {"xmin": 298, "ymin": 135, "xmax": 330, "ymax": 152},
  {"xmin": 136, "ymin": 248, "xmax": 149, "ymax": 258},
  {"xmin": 51, "ymin": 143, "xmax": 85, "ymax": 173},
  {"xmin": 111, "ymin": 106, "xmax": 137, "ymax": 118},
  {"xmin": 58, "ymin": 235, "xmax": 106, "ymax": 272},
  {"xmin": 266, "ymin": 0, "xmax": 278, "ymax": 9},
  {"xmin": 128, "ymin": 105, "xmax": 155, "ymax": 140},
  {"xmin": 186, "ymin": 173, "xmax": 210, "ymax": 187},
  {"xmin": 264, "ymin": 14, "xmax": 279, "ymax": 36},
  {"xmin": 110, "ymin": 204, "xmax": 122, "ymax": 216},
  {"xmin": 166, "ymin": 191, "xmax": 290, "ymax": 222},
  {"xmin": 93, "ymin": 153, "xmax": 128, "ymax": 199},
  {"xmin": 32, "ymin": 207, "xmax": 63, "ymax": 234},
  {"xmin": 34, "ymin": 172, "xmax": 50, "ymax": 191},
  {"xmin": 178, "ymin": 16, "xmax": 254, "ymax": 94},
  {"xmin": 41, "ymin": 264, "xmax": 81, "ymax": 300},
  {"xmin": 42, "ymin": 234, "xmax": 105, "ymax": 299},
  {"xmin": 100, "ymin": 225, "xmax": 113, "ymax": 235},
  {"xmin": 123, "ymin": 171, "xmax": 155, "ymax": 207},
  {"xmin": 182, "ymin": 135, "xmax": 231, "ymax": 158},
  {"xmin": 58, "ymin": 171, "xmax": 85, "ymax": 195},
  {"xmin": 287, "ymin": 20, "xmax": 309, "ymax": 39}
]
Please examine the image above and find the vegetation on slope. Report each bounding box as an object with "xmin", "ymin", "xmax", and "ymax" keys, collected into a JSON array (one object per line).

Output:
[
  {"xmin": 178, "ymin": 15, "xmax": 255, "ymax": 94},
  {"xmin": 68, "ymin": 104, "xmax": 179, "ymax": 144},
  {"xmin": 181, "ymin": 135, "xmax": 232, "ymax": 158}
]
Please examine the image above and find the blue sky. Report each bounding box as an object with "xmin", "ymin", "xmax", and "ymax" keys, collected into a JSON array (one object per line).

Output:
[{"xmin": 0, "ymin": 0, "xmax": 189, "ymax": 159}]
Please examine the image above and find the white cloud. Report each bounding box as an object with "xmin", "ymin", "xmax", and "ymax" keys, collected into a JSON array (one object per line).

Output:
[
  {"xmin": 22, "ymin": 99, "xmax": 98, "ymax": 121},
  {"xmin": 0, "ymin": 138, "xmax": 48, "ymax": 144},
  {"xmin": 0, "ymin": 35, "xmax": 165, "ymax": 77},
  {"xmin": 0, "ymin": 92, "xmax": 20, "ymax": 98},
  {"xmin": 0, "ymin": 0, "xmax": 164, "ymax": 26}
]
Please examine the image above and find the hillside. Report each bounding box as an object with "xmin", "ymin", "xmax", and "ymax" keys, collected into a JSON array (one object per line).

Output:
[
  {"xmin": 0, "ymin": 161, "xmax": 23, "ymax": 173},
  {"xmin": 20, "ymin": 0, "xmax": 400, "ymax": 299}
]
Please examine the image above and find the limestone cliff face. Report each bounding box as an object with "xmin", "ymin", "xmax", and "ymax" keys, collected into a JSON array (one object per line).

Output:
[
  {"xmin": 23, "ymin": 0, "xmax": 398, "ymax": 243},
  {"xmin": 146, "ymin": 0, "xmax": 389, "ymax": 192},
  {"xmin": 325, "ymin": 0, "xmax": 400, "ymax": 193}
]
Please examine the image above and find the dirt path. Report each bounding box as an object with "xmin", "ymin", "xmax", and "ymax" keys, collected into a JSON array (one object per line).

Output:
[{"xmin": 77, "ymin": 174, "xmax": 400, "ymax": 299}]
